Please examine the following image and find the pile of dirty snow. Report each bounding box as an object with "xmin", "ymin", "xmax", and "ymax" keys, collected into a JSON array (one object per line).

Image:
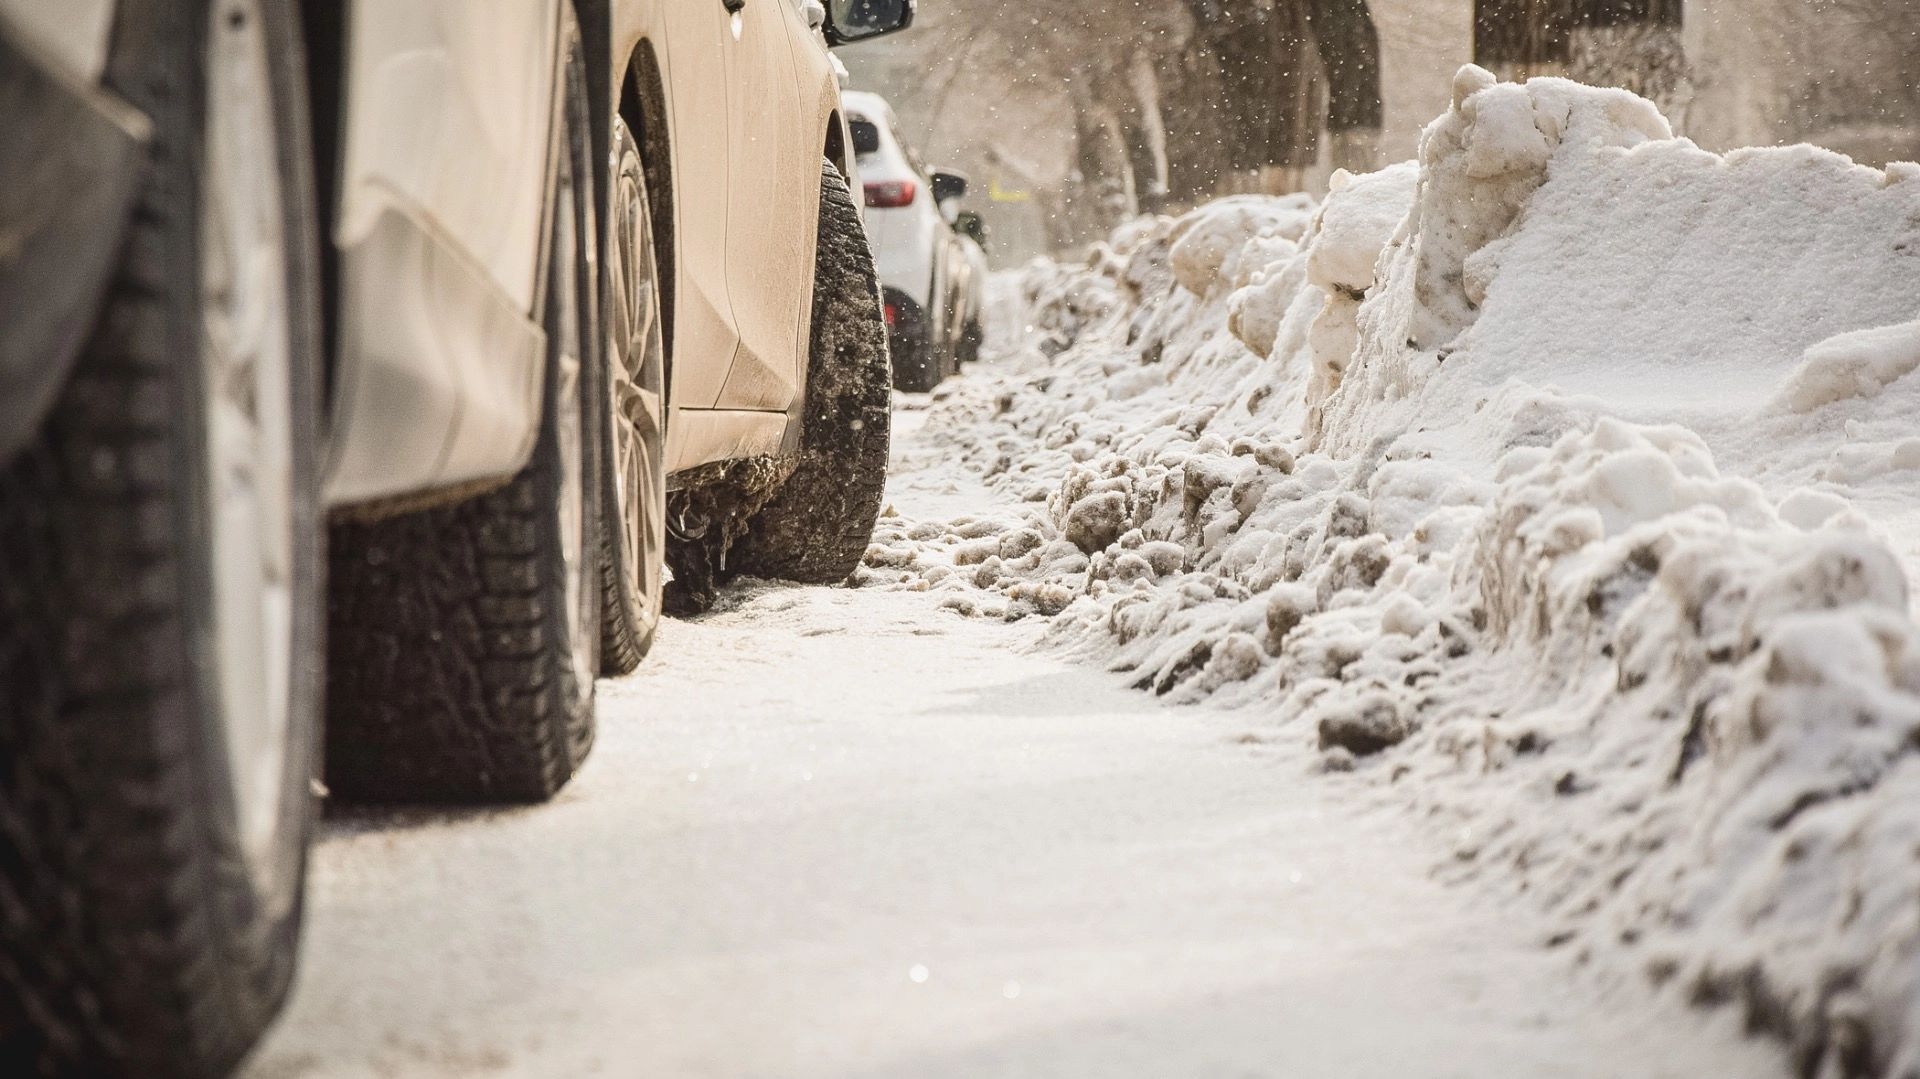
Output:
[{"xmin": 858, "ymin": 65, "xmax": 1920, "ymax": 1077}]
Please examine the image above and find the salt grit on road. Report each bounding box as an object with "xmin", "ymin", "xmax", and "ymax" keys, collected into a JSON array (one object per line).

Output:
[{"xmin": 246, "ymin": 409, "xmax": 1785, "ymax": 1079}]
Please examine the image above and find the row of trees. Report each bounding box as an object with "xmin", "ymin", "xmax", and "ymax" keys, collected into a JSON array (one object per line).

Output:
[
  {"xmin": 1474, "ymin": 0, "xmax": 1689, "ymax": 118},
  {"xmin": 912, "ymin": 0, "xmax": 1385, "ymax": 245},
  {"xmin": 918, "ymin": 0, "xmax": 1699, "ymax": 244}
]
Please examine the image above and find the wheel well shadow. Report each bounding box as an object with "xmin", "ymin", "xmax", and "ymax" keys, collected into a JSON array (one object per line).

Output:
[{"xmin": 619, "ymin": 44, "xmax": 677, "ymax": 402}]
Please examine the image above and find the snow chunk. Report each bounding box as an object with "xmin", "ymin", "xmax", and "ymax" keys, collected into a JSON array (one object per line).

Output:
[
  {"xmin": 1062, "ymin": 491, "xmax": 1130, "ymax": 555},
  {"xmin": 1167, "ymin": 195, "xmax": 1314, "ymax": 298},
  {"xmin": 1403, "ymin": 68, "xmax": 1671, "ymax": 351},
  {"xmin": 1773, "ymin": 319, "xmax": 1920, "ymax": 413},
  {"xmin": 1306, "ymin": 162, "xmax": 1419, "ymax": 295}
]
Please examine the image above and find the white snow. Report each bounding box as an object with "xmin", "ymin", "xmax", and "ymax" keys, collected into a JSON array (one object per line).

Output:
[
  {"xmin": 858, "ymin": 67, "xmax": 1920, "ymax": 1077},
  {"xmin": 1775, "ymin": 320, "xmax": 1920, "ymax": 415},
  {"xmin": 234, "ymin": 62, "xmax": 1920, "ymax": 1079},
  {"xmin": 245, "ymin": 409, "xmax": 1787, "ymax": 1078}
]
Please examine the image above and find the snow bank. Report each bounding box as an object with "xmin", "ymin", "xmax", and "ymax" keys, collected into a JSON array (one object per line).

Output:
[{"xmin": 862, "ymin": 67, "xmax": 1920, "ymax": 1075}]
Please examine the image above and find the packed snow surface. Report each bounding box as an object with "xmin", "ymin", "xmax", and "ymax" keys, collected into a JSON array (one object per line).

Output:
[
  {"xmin": 247, "ymin": 411, "xmax": 1786, "ymax": 1078},
  {"xmin": 861, "ymin": 67, "xmax": 1920, "ymax": 1078}
]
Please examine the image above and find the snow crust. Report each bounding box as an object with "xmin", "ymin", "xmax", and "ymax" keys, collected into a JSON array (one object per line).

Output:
[{"xmin": 861, "ymin": 67, "xmax": 1920, "ymax": 1077}]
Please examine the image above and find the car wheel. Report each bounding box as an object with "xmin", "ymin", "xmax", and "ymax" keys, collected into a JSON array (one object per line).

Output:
[
  {"xmin": 959, "ymin": 316, "xmax": 985, "ymax": 365},
  {"xmin": 723, "ymin": 159, "xmax": 893, "ymax": 584},
  {"xmin": 598, "ymin": 117, "xmax": 668, "ymax": 677},
  {"xmin": 938, "ymin": 279, "xmax": 963, "ymax": 381},
  {"xmin": 0, "ymin": 0, "xmax": 322, "ymax": 1072},
  {"xmin": 324, "ymin": 9, "xmax": 603, "ymax": 803},
  {"xmin": 888, "ymin": 298, "xmax": 937, "ymax": 392}
]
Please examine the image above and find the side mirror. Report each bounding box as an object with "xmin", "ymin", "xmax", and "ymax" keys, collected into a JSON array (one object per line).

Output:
[
  {"xmin": 823, "ymin": 0, "xmax": 916, "ymax": 45},
  {"xmin": 954, "ymin": 210, "xmax": 988, "ymax": 248},
  {"xmin": 931, "ymin": 169, "xmax": 969, "ymax": 204}
]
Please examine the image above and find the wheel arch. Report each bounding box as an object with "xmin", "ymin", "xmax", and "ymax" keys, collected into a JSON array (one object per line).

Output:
[
  {"xmin": 576, "ymin": 0, "xmax": 612, "ymax": 314},
  {"xmin": 824, "ymin": 109, "xmax": 850, "ymax": 180},
  {"xmin": 616, "ymin": 37, "xmax": 677, "ymax": 404},
  {"xmin": 297, "ymin": 0, "xmax": 344, "ymax": 410}
]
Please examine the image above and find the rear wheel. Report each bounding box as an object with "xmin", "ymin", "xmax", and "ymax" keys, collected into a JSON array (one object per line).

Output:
[
  {"xmin": 0, "ymin": 0, "xmax": 322, "ymax": 1071},
  {"xmin": 325, "ymin": 11, "xmax": 602, "ymax": 804},
  {"xmin": 598, "ymin": 116, "xmax": 668, "ymax": 677}
]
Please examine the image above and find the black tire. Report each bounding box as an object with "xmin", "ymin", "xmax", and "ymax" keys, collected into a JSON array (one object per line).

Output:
[
  {"xmin": 598, "ymin": 117, "xmax": 668, "ymax": 677},
  {"xmin": 324, "ymin": 12, "xmax": 603, "ymax": 804},
  {"xmin": 725, "ymin": 161, "xmax": 893, "ymax": 584},
  {"xmin": 0, "ymin": 0, "xmax": 323, "ymax": 1073},
  {"xmin": 959, "ymin": 316, "xmax": 984, "ymax": 365},
  {"xmin": 888, "ymin": 293, "xmax": 938, "ymax": 392},
  {"xmin": 934, "ymin": 281, "xmax": 961, "ymax": 382}
]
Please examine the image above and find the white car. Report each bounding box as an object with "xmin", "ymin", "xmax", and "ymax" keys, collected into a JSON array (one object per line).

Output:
[
  {"xmin": 0, "ymin": 0, "xmax": 910, "ymax": 1071},
  {"xmin": 842, "ymin": 89, "xmax": 984, "ymax": 390}
]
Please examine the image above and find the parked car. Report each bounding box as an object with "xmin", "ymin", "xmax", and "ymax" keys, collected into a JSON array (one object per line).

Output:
[
  {"xmin": 841, "ymin": 89, "xmax": 984, "ymax": 391},
  {"xmin": 0, "ymin": 0, "xmax": 911, "ymax": 1072}
]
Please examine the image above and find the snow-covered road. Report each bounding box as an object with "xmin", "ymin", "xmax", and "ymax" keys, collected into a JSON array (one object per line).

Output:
[{"xmin": 245, "ymin": 408, "xmax": 1785, "ymax": 1078}]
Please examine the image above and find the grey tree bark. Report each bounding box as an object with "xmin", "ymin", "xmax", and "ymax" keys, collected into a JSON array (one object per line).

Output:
[
  {"xmin": 1474, "ymin": 0, "xmax": 1688, "ymax": 122},
  {"xmin": 1306, "ymin": 0, "xmax": 1384, "ymax": 171}
]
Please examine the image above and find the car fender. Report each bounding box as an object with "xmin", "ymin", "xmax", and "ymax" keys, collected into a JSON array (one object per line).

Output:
[
  {"xmin": 324, "ymin": 0, "xmax": 562, "ymax": 508},
  {"xmin": 0, "ymin": 11, "xmax": 150, "ymax": 467}
]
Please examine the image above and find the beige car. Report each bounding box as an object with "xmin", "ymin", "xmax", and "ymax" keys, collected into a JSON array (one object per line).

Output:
[{"xmin": 0, "ymin": 0, "xmax": 910, "ymax": 1072}]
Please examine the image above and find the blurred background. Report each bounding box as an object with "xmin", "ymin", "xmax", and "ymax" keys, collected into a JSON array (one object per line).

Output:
[{"xmin": 842, "ymin": 0, "xmax": 1920, "ymax": 265}]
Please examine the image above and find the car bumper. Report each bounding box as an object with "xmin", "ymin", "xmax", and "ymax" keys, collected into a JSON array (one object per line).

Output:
[
  {"xmin": 0, "ymin": 18, "xmax": 150, "ymax": 466},
  {"xmin": 865, "ymin": 206, "xmax": 936, "ymax": 308}
]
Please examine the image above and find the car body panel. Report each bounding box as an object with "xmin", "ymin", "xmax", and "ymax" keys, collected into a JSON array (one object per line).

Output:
[
  {"xmin": 712, "ymin": 0, "xmax": 809, "ymax": 413},
  {"xmin": 957, "ymin": 232, "xmax": 988, "ymax": 331},
  {"xmin": 323, "ymin": 0, "xmax": 562, "ymax": 506},
  {"xmin": 0, "ymin": 7, "xmax": 149, "ymax": 468},
  {"xmin": 663, "ymin": 408, "xmax": 791, "ymax": 481},
  {"xmin": 335, "ymin": 2, "xmax": 558, "ymax": 315},
  {"xmin": 323, "ymin": 207, "xmax": 548, "ymax": 506},
  {"xmin": 614, "ymin": 0, "xmax": 740, "ymax": 417},
  {"xmin": 2, "ymin": 0, "xmax": 114, "ymax": 83},
  {"xmin": 613, "ymin": 0, "xmax": 848, "ymax": 477},
  {"xmin": 7, "ymin": 0, "xmax": 881, "ymax": 501}
]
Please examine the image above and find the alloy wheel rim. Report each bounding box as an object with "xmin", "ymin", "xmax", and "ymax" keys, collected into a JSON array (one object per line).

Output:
[
  {"xmin": 202, "ymin": 0, "xmax": 295, "ymax": 891},
  {"xmin": 607, "ymin": 129, "xmax": 664, "ymax": 624}
]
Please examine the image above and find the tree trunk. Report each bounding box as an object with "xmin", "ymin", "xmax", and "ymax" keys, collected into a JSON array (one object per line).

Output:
[
  {"xmin": 1473, "ymin": 0, "xmax": 1571, "ymax": 80},
  {"xmin": 1122, "ymin": 51, "xmax": 1172, "ymax": 214},
  {"xmin": 1203, "ymin": 0, "xmax": 1321, "ymax": 194},
  {"xmin": 1066, "ymin": 67, "xmax": 1137, "ymax": 240},
  {"xmin": 1306, "ymin": 0, "xmax": 1383, "ymax": 171},
  {"xmin": 1567, "ymin": 0, "xmax": 1690, "ymax": 122},
  {"xmin": 1157, "ymin": 29, "xmax": 1234, "ymax": 205}
]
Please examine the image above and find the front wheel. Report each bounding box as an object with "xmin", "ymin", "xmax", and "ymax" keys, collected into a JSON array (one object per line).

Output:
[
  {"xmin": 723, "ymin": 160, "xmax": 894, "ymax": 584},
  {"xmin": 598, "ymin": 117, "xmax": 668, "ymax": 677},
  {"xmin": 0, "ymin": 0, "xmax": 323, "ymax": 1072}
]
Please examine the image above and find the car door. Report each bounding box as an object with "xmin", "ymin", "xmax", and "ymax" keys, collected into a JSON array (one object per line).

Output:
[
  {"xmin": 656, "ymin": 0, "xmax": 743, "ymax": 413},
  {"xmin": 712, "ymin": 0, "xmax": 814, "ymax": 413}
]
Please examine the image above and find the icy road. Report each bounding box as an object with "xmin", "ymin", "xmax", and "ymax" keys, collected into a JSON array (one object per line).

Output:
[{"xmin": 245, "ymin": 409, "xmax": 1786, "ymax": 1079}]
